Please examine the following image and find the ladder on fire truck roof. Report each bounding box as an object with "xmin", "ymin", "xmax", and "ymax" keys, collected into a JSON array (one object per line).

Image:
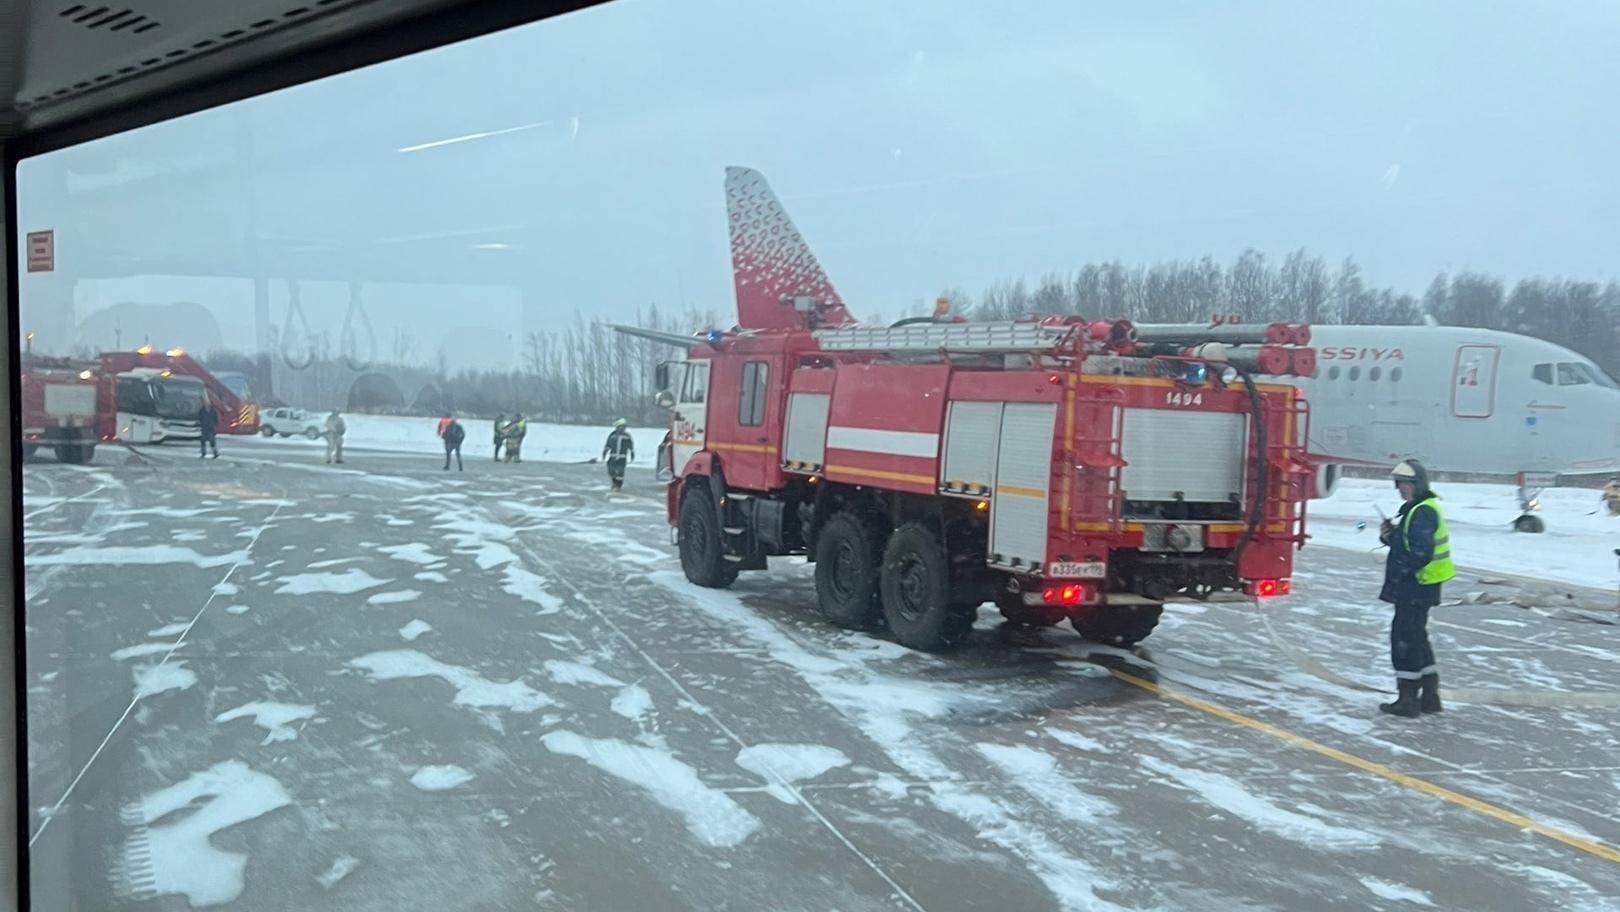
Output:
[{"xmin": 812, "ymin": 321, "xmax": 1072, "ymax": 354}]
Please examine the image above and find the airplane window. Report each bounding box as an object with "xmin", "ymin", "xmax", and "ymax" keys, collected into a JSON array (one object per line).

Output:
[
  {"xmin": 1328, "ymin": 366, "xmax": 1341, "ymax": 380},
  {"xmin": 1557, "ymin": 363, "xmax": 1592, "ymax": 386},
  {"xmin": 1348, "ymin": 366, "xmax": 1361, "ymax": 381},
  {"xmin": 1368, "ymin": 366, "xmax": 1381, "ymax": 381},
  {"xmin": 1532, "ymin": 363, "xmax": 1554, "ymax": 384},
  {"xmin": 1390, "ymin": 367, "xmax": 1403, "ymax": 382}
]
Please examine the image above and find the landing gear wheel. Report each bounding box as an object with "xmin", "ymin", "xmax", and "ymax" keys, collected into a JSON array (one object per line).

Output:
[
  {"xmin": 1070, "ymin": 605, "xmax": 1164, "ymax": 647},
  {"xmin": 1512, "ymin": 514, "xmax": 1545, "ymax": 533},
  {"xmin": 994, "ymin": 589, "xmax": 1061, "ymax": 627},
  {"xmin": 678, "ymin": 484, "xmax": 737, "ymax": 589},
  {"xmin": 813, "ymin": 512, "xmax": 885, "ymax": 630},
  {"xmin": 880, "ymin": 522, "xmax": 975, "ymax": 651}
]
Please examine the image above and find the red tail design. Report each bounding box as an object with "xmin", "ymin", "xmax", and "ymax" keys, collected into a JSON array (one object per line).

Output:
[{"xmin": 726, "ymin": 167, "xmax": 854, "ymax": 330}]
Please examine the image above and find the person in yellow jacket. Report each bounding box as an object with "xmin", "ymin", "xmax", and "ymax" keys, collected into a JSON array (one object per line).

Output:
[{"xmin": 1377, "ymin": 459, "xmax": 1455, "ymax": 717}]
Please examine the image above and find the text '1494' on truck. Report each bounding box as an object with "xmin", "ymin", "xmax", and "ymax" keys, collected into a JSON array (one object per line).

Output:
[{"xmin": 618, "ymin": 167, "xmax": 1317, "ymax": 651}]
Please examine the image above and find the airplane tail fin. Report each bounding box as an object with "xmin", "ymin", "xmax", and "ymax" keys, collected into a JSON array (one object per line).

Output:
[{"xmin": 726, "ymin": 167, "xmax": 855, "ymax": 330}]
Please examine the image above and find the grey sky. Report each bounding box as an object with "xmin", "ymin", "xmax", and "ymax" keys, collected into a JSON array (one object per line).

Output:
[{"xmin": 18, "ymin": 0, "xmax": 1620, "ymax": 368}]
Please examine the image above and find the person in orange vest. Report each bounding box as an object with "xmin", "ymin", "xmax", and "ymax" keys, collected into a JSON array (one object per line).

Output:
[{"xmin": 436, "ymin": 413, "xmax": 452, "ymax": 438}]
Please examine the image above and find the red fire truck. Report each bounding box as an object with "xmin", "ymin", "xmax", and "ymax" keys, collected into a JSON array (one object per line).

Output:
[
  {"xmin": 623, "ymin": 168, "xmax": 1314, "ymax": 651},
  {"xmin": 99, "ymin": 346, "xmax": 260, "ymax": 442},
  {"xmin": 20, "ymin": 355, "xmax": 114, "ymax": 463}
]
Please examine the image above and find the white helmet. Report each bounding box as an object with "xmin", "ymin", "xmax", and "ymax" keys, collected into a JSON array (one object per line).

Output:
[{"xmin": 1390, "ymin": 459, "xmax": 1429, "ymax": 489}]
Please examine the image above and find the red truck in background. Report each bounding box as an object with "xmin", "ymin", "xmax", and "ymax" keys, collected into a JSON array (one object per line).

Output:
[{"xmin": 20, "ymin": 355, "xmax": 114, "ymax": 464}]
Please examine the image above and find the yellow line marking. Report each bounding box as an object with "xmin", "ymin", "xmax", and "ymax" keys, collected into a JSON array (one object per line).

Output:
[
  {"xmin": 996, "ymin": 484, "xmax": 1047, "ymax": 499},
  {"xmin": 672, "ymin": 438, "xmax": 705, "ymax": 447},
  {"xmin": 825, "ymin": 465, "xmax": 936, "ymax": 486},
  {"xmin": 1070, "ymin": 522, "xmax": 1246, "ymax": 534},
  {"xmin": 1108, "ymin": 668, "xmax": 1620, "ymax": 865}
]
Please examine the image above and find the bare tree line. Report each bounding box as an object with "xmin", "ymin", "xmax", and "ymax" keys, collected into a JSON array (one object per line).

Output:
[{"xmin": 201, "ymin": 249, "xmax": 1620, "ymax": 422}]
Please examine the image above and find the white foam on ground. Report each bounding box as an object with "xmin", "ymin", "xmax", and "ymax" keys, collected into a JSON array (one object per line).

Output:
[
  {"xmin": 349, "ymin": 649, "xmax": 552, "ymax": 713},
  {"xmin": 976, "ymin": 743, "xmax": 1116, "ymax": 825},
  {"xmin": 1046, "ymin": 729, "xmax": 1107, "ymax": 754},
  {"xmin": 213, "ymin": 702, "xmax": 317, "ymax": 744},
  {"xmin": 644, "ymin": 571, "xmax": 1123, "ymax": 911},
  {"xmin": 414, "ymin": 571, "xmax": 450, "ymax": 584},
  {"xmin": 147, "ymin": 622, "xmax": 190, "ymax": 637},
  {"xmin": 611, "ymin": 685, "xmax": 654, "ymax": 722},
  {"xmin": 111, "ymin": 642, "xmax": 178, "ymax": 661},
  {"xmin": 1360, "ymin": 877, "xmax": 1435, "ymax": 906},
  {"xmin": 315, "ymin": 856, "xmax": 359, "ymax": 890},
  {"xmin": 133, "ymin": 662, "xmax": 197, "ymax": 699},
  {"xmin": 410, "ymin": 765, "xmax": 475, "ymax": 791},
  {"xmin": 377, "ymin": 543, "xmax": 443, "ymax": 566},
  {"xmin": 544, "ymin": 660, "xmax": 624, "ymax": 688},
  {"xmin": 1310, "ymin": 478, "xmax": 1618, "ymax": 590},
  {"xmin": 367, "ymin": 589, "xmax": 422, "ymax": 606},
  {"xmin": 212, "ymin": 581, "xmax": 240, "ymax": 596},
  {"xmin": 117, "ymin": 760, "xmax": 291, "ymax": 907},
  {"xmin": 273, "ymin": 568, "xmax": 390, "ymax": 596},
  {"xmin": 225, "ymin": 604, "xmax": 251, "ymax": 615},
  {"xmin": 735, "ymin": 743, "xmax": 850, "ymax": 804},
  {"xmin": 30, "ymin": 544, "xmax": 246, "ymax": 568},
  {"xmin": 503, "ymin": 566, "xmax": 564, "ymax": 614},
  {"xmin": 398, "ymin": 619, "xmax": 433, "ymax": 641},
  {"xmin": 1141, "ymin": 756, "xmax": 1379, "ymax": 851},
  {"xmin": 541, "ymin": 730, "xmax": 760, "ymax": 847}
]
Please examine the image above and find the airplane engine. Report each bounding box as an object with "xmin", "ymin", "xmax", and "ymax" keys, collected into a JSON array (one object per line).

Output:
[{"xmin": 1308, "ymin": 462, "xmax": 1342, "ymax": 499}]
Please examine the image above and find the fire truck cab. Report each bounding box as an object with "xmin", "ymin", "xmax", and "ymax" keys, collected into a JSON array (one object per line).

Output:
[{"xmin": 635, "ymin": 168, "xmax": 1314, "ymax": 653}]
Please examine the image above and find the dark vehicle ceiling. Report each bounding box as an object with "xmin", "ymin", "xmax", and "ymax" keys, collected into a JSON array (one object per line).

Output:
[{"xmin": 0, "ymin": 0, "xmax": 604, "ymax": 153}]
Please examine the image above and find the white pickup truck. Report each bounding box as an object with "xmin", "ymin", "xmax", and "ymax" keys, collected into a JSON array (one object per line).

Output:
[{"xmin": 259, "ymin": 407, "xmax": 326, "ymax": 439}]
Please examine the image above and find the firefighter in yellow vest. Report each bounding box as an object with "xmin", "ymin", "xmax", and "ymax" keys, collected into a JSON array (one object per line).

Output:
[{"xmin": 1377, "ymin": 459, "xmax": 1455, "ymax": 717}]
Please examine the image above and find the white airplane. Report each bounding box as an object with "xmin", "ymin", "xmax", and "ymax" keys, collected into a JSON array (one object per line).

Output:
[{"xmin": 1297, "ymin": 324, "xmax": 1620, "ymax": 531}]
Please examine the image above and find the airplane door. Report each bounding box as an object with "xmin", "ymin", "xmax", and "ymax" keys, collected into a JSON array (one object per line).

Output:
[
  {"xmin": 1451, "ymin": 344, "xmax": 1500, "ymax": 418},
  {"xmin": 671, "ymin": 360, "xmax": 710, "ymax": 473}
]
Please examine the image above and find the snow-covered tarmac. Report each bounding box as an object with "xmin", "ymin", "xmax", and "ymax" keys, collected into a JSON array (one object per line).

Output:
[{"xmin": 21, "ymin": 429, "xmax": 1620, "ymax": 911}]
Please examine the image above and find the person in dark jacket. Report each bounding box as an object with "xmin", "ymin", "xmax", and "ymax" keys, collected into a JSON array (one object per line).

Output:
[
  {"xmin": 602, "ymin": 419, "xmax": 635, "ymax": 491},
  {"xmin": 1378, "ymin": 459, "xmax": 1455, "ymax": 717},
  {"xmin": 197, "ymin": 402, "xmax": 219, "ymax": 459},
  {"xmin": 443, "ymin": 418, "xmax": 466, "ymax": 471},
  {"xmin": 492, "ymin": 413, "xmax": 506, "ymax": 462}
]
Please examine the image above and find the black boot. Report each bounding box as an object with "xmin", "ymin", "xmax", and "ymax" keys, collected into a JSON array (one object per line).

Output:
[
  {"xmin": 1379, "ymin": 679, "xmax": 1421, "ymax": 718},
  {"xmin": 1419, "ymin": 673, "xmax": 1442, "ymax": 714}
]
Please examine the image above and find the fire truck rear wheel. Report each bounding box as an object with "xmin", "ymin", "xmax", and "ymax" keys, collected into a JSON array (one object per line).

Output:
[
  {"xmin": 880, "ymin": 523, "xmax": 974, "ymax": 651},
  {"xmin": 22, "ymin": 445, "xmax": 37, "ymax": 461},
  {"xmin": 1070, "ymin": 605, "xmax": 1164, "ymax": 647},
  {"xmin": 678, "ymin": 484, "xmax": 737, "ymax": 589},
  {"xmin": 55, "ymin": 444, "xmax": 93, "ymax": 465},
  {"xmin": 813, "ymin": 512, "xmax": 884, "ymax": 630},
  {"xmin": 993, "ymin": 589, "xmax": 1061, "ymax": 627}
]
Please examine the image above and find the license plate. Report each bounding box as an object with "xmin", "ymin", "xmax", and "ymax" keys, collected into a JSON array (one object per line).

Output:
[{"xmin": 1048, "ymin": 561, "xmax": 1106, "ymax": 579}]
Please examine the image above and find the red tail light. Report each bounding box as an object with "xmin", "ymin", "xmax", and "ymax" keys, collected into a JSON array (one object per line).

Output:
[
  {"xmin": 1059, "ymin": 584, "xmax": 1085, "ymax": 606},
  {"xmin": 1041, "ymin": 587, "xmax": 1058, "ymax": 603},
  {"xmin": 1255, "ymin": 578, "xmax": 1291, "ymax": 597}
]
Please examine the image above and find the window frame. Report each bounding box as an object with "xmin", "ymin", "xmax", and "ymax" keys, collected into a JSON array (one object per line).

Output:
[{"xmin": 738, "ymin": 360, "xmax": 768, "ymax": 426}]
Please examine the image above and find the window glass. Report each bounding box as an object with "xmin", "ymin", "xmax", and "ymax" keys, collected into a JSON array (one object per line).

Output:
[
  {"xmin": 683, "ymin": 360, "xmax": 710, "ymax": 403},
  {"xmin": 739, "ymin": 361, "xmax": 768, "ymax": 425},
  {"xmin": 14, "ymin": 4, "xmax": 1620, "ymax": 909}
]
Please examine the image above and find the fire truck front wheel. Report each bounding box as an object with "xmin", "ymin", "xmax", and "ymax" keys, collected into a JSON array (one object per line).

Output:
[
  {"xmin": 880, "ymin": 523, "xmax": 975, "ymax": 651},
  {"xmin": 813, "ymin": 512, "xmax": 884, "ymax": 630},
  {"xmin": 678, "ymin": 484, "xmax": 738, "ymax": 589},
  {"xmin": 55, "ymin": 444, "xmax": 94, "ymax": 465}
]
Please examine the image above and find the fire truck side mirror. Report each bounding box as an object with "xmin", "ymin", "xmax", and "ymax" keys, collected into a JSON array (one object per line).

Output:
[
  {"xmin": 654, "ymin": 362, "xmax": 670, "ymax": 391},
  {"xmin": 654, "ymin": 390, "xmax": 676, "ymax": 410}
]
